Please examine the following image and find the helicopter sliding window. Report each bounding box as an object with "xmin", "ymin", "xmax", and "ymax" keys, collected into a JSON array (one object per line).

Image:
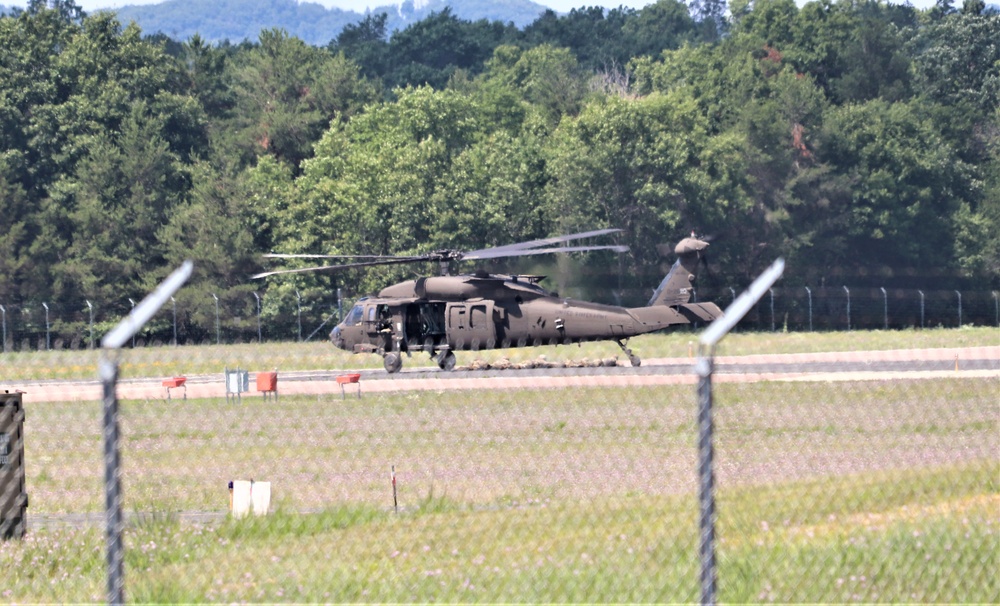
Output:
[{"xmin": 344, "ymin": 305, "xmax": 364, "ymax": 326}]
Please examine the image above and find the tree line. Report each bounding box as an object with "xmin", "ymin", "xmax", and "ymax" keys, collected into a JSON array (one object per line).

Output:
[{"xmin": 1, "ymin": 0, "xmax": 997, "ymax": 342}]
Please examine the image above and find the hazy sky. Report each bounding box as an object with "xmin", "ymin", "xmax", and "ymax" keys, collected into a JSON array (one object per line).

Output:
[{"xmin": 3, "ymin": 0, "xmax": 941, "ymax": 11}]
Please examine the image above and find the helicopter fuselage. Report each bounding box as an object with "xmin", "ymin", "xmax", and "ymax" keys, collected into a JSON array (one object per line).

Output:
[{"xmin": 329, "ymin": 271, "xmax": 720, "ymax": 372}]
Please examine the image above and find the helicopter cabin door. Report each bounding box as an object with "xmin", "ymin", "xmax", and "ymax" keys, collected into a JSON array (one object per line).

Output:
[{"xmin": 446, "ymin": 301, "xmax": 495, "ymax": 351}]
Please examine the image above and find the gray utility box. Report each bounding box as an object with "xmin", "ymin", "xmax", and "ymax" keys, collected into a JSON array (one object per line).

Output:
[{"xmin": 1, "ymin": 390, "xmax": 27, "ymax": 540}]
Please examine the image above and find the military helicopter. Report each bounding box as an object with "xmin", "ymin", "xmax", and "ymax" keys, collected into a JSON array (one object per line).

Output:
[{"xmin": 254, "ymin": 229, "xmax": 722, "ymax": 373}]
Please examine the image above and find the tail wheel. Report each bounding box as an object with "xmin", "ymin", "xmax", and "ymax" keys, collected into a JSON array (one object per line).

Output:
[
  {"xmin": 437, "ymin": 351, "xmax": 456, "ymax": 371},
  {"xmin": 383, "ymin": 351, "xmax": 403, "ymax": 373}
]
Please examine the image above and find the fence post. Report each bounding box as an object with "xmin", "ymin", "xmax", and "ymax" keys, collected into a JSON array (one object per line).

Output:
[
  {"xmin": 170, "ymin": 296, "xmax": 178, "ymax": 346},
  {"xmin": 337, "ymin": 287, "xmax": 343, "ymax": 323},
  {"xmin": 127, "ymin": 299, "xmax": 135, "ymax": 348},
  {"xmin": 86, "ymin": 300, "xmax": 94, "ymax": 349},
  {"xmin": 697, "ymin": 258, "xmax": 785, "ymax": 606},
  {"xmin": 769, "ymin": 288, "xmax": 775, "ymax": 332},
  {"xmin": 728, "ymin": 288, "xmax": 736, "ymax": 332},
  {"xmin": 843, "ymin": 286, "xmax": 851, "ymax": 331},
  {"xmin": 804, "ymin": 287, "xmax": 812, "ymax": 331},
  {"xmin": 42, "ymin": 302, "xmax": 50, "ymax": 351},
  {"xmin": 211, "ymin": 293, "xmax": 220, "ymax": 345},
  {"xmin": 100, "ymin": 260, "xmax": 193, "ymax": 605},
  {"xmin": 880, "ymin": 287, "xmax": 887, "ymax": 330},
  {"xmin": 994, "ymin": 291, "xmax": 998, "ymax": 328},
  {"xmin": 253, "ymin": 292, "xmax": 262, "ymax": 343},
  {"xmin": 955, "ymin": 290, "xmax": 962, "ymax": 328},
  {"xmin": 1, "ymin": 305, "xmax": 6, "ymax": 353},
  {"xmin": 918, "ymin": 290, "xmax": 925, "ymax": 329},
  {"xmin": 296, "ymin": 290, "xmax": 302, "ymax": 342}
]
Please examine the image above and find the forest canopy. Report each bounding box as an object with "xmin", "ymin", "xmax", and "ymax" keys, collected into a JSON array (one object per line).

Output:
[{"xmin": 1, "ymin": 0, "xmax": 998, "ymax": 340}]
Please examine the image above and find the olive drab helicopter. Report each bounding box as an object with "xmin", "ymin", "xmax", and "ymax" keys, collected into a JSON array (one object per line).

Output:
[{"xmin": 253, "ymin": 229, "xmax": 722, "ymax": 373}]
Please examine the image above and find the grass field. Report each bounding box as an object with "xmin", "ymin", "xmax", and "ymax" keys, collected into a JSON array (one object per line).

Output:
[
  {"xmin": 0, "ymin": 326, "xmax": 997, "ymax": 380},
  {"xmin": 3, "ymin": 372, "xmax": 997, "ymax": 602}
]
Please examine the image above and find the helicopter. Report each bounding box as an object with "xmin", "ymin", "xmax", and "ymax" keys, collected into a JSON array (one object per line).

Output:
[{"xmin": 253, "ymin": 229, "xmax": 722, "ymax": 373}]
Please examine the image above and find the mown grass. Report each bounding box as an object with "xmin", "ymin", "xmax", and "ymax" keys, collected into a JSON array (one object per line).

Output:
[
  {"xmin": 4, "ymin": 361, "xmax": 997, "ymax": 601},
  {"xmin": 0, "ymin": 326, "xmax": 996, "ymax": 380},
  {"xmin": 1, "ymin": 461, "xmax": 995, "ymax": 603}
]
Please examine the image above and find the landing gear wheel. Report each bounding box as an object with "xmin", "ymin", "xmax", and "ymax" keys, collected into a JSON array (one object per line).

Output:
[
  {"xmin": 383, "ymin": 351, "xmax": 403, "ymax": 373},
  {"xmin": 437, "ymin": 351, "xmax": 456, "ymax": 371},
  {"xmin": 629, "ymin": 355, "xmax": 641, "ymax": 367}
]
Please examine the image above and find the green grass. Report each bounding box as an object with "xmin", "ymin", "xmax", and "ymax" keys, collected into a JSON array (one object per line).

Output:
[
  {"xmin": 3, "ymin": 348, "xmax": 996, "ymax": 602},
  {"xmin": 1, "ymin": 461, "xmax": 995, "ymax": 603},
  {"xmin": 0, "ymin": 326, "xmax": 996, "ymax": 380}
]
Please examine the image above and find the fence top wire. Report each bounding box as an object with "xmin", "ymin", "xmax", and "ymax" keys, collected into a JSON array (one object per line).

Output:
[
  {"xmin": 102, "ymin": 261, "xmax": 193, "ymax": 350},
  {"xmin": 701, "ymin": 258, "xmax": 785, "ymax": 348}
]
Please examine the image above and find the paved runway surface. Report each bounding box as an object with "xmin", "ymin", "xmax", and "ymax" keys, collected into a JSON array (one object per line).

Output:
[{"xmin": 8, "ymin": 346, "xmax": 998, "ymax": 402}]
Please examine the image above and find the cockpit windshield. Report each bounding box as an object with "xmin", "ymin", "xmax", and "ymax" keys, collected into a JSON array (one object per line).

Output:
[{"xmin": 344, "ymin": 304, "xmax": 364, "ymax": 326}]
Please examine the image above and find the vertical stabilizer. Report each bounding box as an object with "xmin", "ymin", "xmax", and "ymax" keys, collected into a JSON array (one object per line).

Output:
[{"xmin": 647, "ymin": 236, "xmax": 709, "ymax": 307}]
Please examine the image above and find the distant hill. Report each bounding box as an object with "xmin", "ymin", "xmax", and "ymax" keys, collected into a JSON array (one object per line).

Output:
[{"xmin": 108, "ymin": 0, "xmax": 551, "ymax": 46}]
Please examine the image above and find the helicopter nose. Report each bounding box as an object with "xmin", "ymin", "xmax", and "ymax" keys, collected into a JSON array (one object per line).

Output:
[{"xmin": 330, "ymin": 325, "xmax": 344, "ymax": 349}]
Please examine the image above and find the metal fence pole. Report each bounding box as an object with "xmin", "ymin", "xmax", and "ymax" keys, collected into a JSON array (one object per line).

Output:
[
  {"xmin": 127, "ymin": 299, "xmax": 135, "ymax": 348},
  {"xmin": 804, "ymin": 287, "xmax": 812, "ymax": 332},
  {"xmin": 296, "ymin": 290, "xmax": 302, "ymax": 342},
  {"xmin": 99, "ymin": 356, "xmax": 124, "ymax": 605},
  {"xmin": 42, "ymin": 302, "xmax": 50, "ymax": 351},
  {"xmin": 994, "ymin": 291, "xmax": 999, "ymax": 328},
  {"xmin": 955, "ymin": 290, "xmax": 962, "ymax": 328},
  {"xmin": 843, "ymin": 286, "xmax": 850, "ymax": 331},
  {"xmin": 728, "ymin": 288, "xmax": 736, "ymax": 332},
  {"xmin": 696, "ymin": 258, "xmax": 785, "ymax": 606},
  {"xmin": 1, "ymin": 305, "xmax": 6, "ymax": 353},
  {"xmin": 253, "ymin": 292, "xmax": 262, "ymax": 343},
  {"xmin": 212, "ymin": 293, "xmax": 220, "ymax": 345},
  {"xmin": 919, "ymin": 290, "xmax": 925, "ymax": 329},
  {"xmin": 769, "ymin": 288, "xmax": 775, "ymax": 332},
  {"xmin": 171, "ymin": 296, "xmax": 177, "ymax": 346},
  {"xmin": 881, "ymin": 287, "xmax": 887, "ymax": 330},
  {"xmin": 86, "ymin": 300, "xmax": 94, "ymax": 349},
  {"xmin": 337, "ymin": 288, "xmax": 343, "ymax": 323},
  {"xmin": 100, "ymin": 261, "xmax": 192, "ymax": 606}
]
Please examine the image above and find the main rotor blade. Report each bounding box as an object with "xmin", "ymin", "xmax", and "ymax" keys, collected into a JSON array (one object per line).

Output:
[
  {"xmin": 465, "ymin": 228, "xmax": 623, "ymax": 256},
  {"xmin": 252, "ymin": 257, "xmax": 427, "ymax": 279},
  {"xmin": 263, "ymin": 253, "xmax": 419, "ymax": 260},
  {"xmin": 464, "ymin": 244, "xmax": 629, "ymax": 261}
]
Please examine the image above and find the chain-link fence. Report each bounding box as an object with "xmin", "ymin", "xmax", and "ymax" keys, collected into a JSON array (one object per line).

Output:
[
  {"xmin": 2, "ymin": 287, "xmax": 999, "ymax": 350},
  {"xmin": 1, "ymin": 283, "xmax": 997, "ymax": 602}
]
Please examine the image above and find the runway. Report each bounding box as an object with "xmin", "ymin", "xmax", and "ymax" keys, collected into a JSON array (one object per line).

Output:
[{"xmin": 8, "ymin": 346, "xmax": 999, "ymax": 402}]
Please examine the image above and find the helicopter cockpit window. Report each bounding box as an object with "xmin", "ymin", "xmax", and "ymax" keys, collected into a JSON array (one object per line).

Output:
[{"xmin": 344, "ymin": 305, "xmax": 364, "ymax": 326}]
